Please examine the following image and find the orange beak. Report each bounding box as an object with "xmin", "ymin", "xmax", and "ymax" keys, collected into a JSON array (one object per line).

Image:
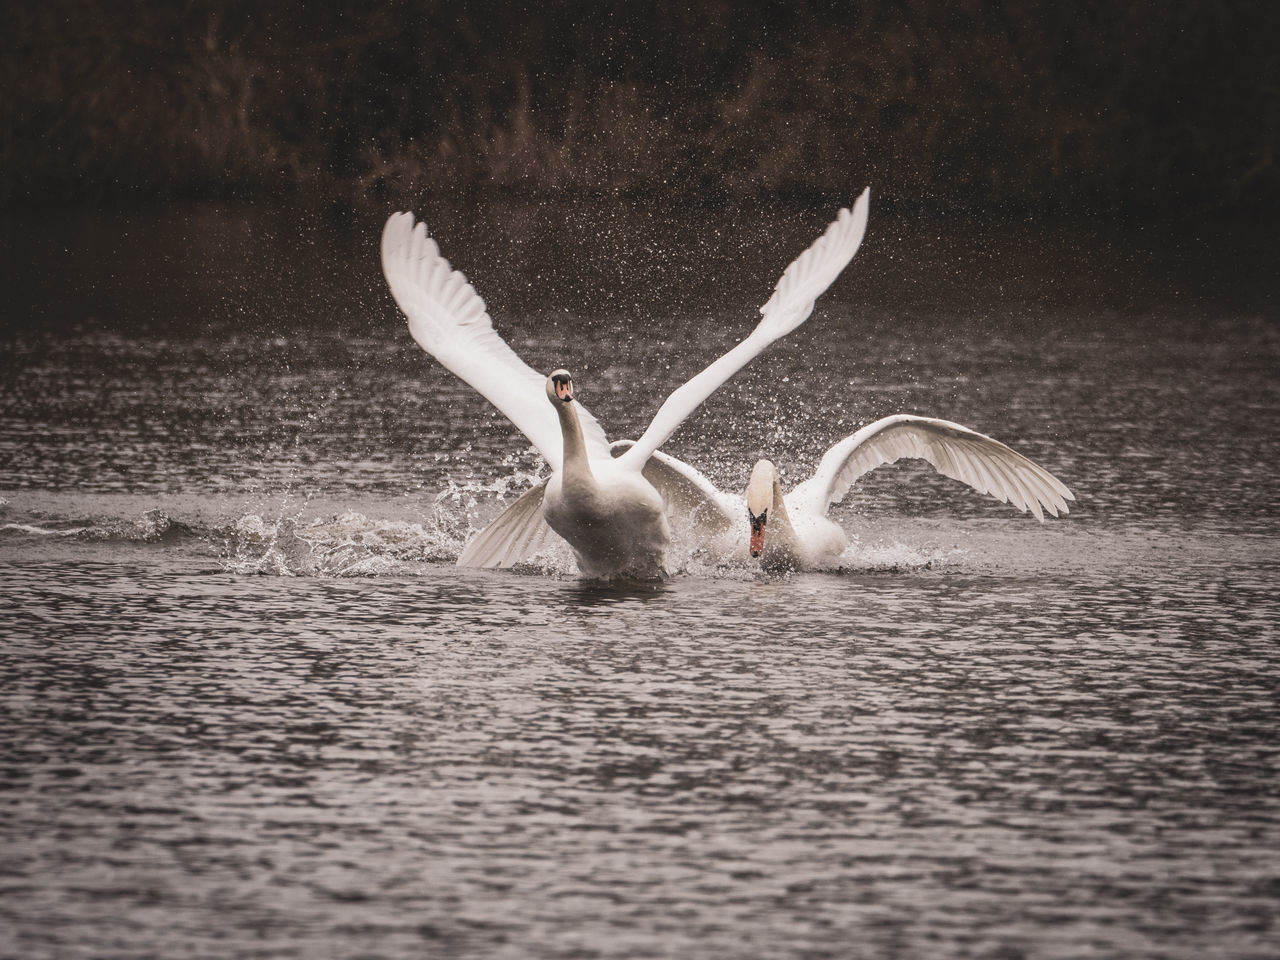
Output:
[
  {"xmin": 556, "ymin": 380, "xmax": 573, "ymax": 401},
  {"xmin": 750, "ymin": 525, "xmax": 764, "ymax": 557}
]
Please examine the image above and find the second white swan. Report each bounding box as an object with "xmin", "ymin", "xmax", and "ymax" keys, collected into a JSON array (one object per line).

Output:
[{"xmin": 615, "ymin": 413, "xmax": 1075, "ymax": 570}]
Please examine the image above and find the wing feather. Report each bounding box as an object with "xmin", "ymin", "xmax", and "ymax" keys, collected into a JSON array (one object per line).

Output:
[
  {"xmin": 759, "ymin": 188, "xmax": 872, "ymax": 338},
  {"xmin": 979, "ymin": 448, "xmax": 1034, "ymax": 516},
  {"xmin": 381, "ymin": 213, "xmax": 611, "ymax": 470},
  {"xmin": 610, "ymin": 440, "xmax": 740, "ymax": 537},
  {"xmin": 617, "ymin": 189, "xmax": 871, "ymax": 470},
  {"xmin": 967, "ymin": 448, "xmax": 1007, "ymax": 503},
  {"xmin": 456, "ymin": 479, "xmax": 561, "ymax": 568},
  {"xmin": 787, "ymin": 414, "xmax": 1074, "ymax": 521}
]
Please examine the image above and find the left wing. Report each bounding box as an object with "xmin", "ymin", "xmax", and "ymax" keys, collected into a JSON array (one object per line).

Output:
[
  {"xmin": 787, "ymin": 414, "xmax": 1075, "ymax": 521},
  {"xmin": 381, "ymin": 213, "xmax": 612, "ymax": 471},
  {"xmin": 456, "ymin": 478, "xmax": 561, "ymax": 568},
  {"xmin": 616, "ymin": 188, "xmax": 871, "ymax": 471}
]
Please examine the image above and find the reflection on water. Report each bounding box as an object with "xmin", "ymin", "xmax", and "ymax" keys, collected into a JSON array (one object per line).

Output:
[{"xmin": 1, "ymin": 203, "xmax": 1278, "ymax": 958}]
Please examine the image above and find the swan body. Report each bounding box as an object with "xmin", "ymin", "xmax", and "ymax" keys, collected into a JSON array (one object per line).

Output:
[
  {"xmin": 540, "ymin": 371, "xmax": 672, "ymax": 577},
  {"xmin": 380, "ymin": 189, "xmax": 872, "ymax": 578},
  {"xmin": 617, "ymin": 413, "xmax": 1075, "ymax": 571},
  {"xmin": 745, "ymin": 459, "xmax": 847, "ymax": 570}
]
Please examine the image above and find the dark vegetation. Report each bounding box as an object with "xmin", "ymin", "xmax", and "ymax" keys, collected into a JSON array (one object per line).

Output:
[{"xmin": 3, "ymin": 0, "xmax": 1276, "ymax": 217}]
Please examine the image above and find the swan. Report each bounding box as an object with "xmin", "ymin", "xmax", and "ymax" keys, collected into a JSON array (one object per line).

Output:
[
  {"xmin": 380, "ymin": 189, "xmax": 871, "ymax": 578},
  {"xmin": 609, "ymin": 413, "xmax": 1074, "ymax": 570}
]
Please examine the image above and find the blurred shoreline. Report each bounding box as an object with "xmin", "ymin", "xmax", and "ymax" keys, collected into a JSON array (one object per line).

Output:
[{"xmin": 4, "ymin": 1, "xmax": 1276, "ymax": 220}]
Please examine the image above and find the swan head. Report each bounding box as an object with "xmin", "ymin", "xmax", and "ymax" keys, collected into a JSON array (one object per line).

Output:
[
  {"xmin": 746, "ymin": 459, "xmax": 775, "ymax": 557},
  {"xmin": 546, "ymin": 369, "xmax": 574, "ymax": 405}
]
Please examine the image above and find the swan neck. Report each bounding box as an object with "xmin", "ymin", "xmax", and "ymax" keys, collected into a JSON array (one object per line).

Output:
[
  {"xmin": 555, "ymin": 400, "xmax": 593, "ymax": 481},
  {"xmin": 770, "ymin": 470, "xmax": 794, "ymax": 535},
  {"xmin": 748, "ymin": 460, "xmax": 796, "ymax": 553}
]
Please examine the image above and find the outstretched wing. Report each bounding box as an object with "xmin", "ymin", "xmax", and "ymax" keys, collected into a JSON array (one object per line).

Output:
[
  {"xmin": 381, "ymin": 213, "xmax": 611, "ymax": 470},
  {"xmin": 456, "ymin": 479, "xmax": 562, "ymax": 568},
  {"xmin": 757, "ymin": 188, "xmax": 873, "ymax": 337},
  {"xmin": 616, "ymin": 188, "xmax": 871, "ymax": 470},
  {"xmin": 610, "ymin": 440, "xmax": 740, "ymax": 538},
  {"xmin": 787, "ymin": 414, "xmax": 1075, "ymax": 521}
]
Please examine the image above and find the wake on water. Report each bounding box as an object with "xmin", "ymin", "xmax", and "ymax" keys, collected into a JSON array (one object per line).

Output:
[
  {"xmin": 222, "ymin": 511, "xmax": 955, "ymax": 580},
  {"xmin": 0, "ymin": 477, "xmax": 960, "ymax": 581}
]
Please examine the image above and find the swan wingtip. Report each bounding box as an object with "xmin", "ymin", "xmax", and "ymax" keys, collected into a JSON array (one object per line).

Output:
[
  {"xmin": 846, "ymin": 187, "xmax": 871, "ymax": 214},
  {"xmin": 385, "ymin": 210, "xmax": 415, "ymax": 230},
  {"xmin": 382, "ymin": 212, "xmax": 427, "ymax": 260}
]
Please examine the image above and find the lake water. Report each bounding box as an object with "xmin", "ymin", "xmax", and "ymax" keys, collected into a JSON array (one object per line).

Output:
[{"xmin": 1, "ymin": 201, "xmax": 1277, "ymax": 958}]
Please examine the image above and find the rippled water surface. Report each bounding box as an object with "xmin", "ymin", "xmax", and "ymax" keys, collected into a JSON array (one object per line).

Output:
[{"xmin": 1, "ymin": 203, "xmax": 1277, "ymax": 958}]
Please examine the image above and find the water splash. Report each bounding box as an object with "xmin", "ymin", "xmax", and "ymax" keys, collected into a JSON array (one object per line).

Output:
[
  {"xmin": 218, "ymin": 466, "xmax": 570, "ymax": 577},
  {"xmin": 836, "ymin": 535, "xmax": 961, "ymax": 573},
  {"xmin": 222, "ymin": 507, "xmax": 458, "ymax": 578},
  {"xmin": 1, "ymin": 479, "xmax": 972, "ymax": 581}
]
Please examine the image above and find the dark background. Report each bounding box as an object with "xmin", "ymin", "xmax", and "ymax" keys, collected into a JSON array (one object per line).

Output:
[{"xmin": 4, "ymin": 0, "xmax": 1277, "ymax": 220}]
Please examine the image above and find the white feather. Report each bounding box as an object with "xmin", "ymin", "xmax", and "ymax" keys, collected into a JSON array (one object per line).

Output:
[
  {"xmin": 786, "ymin": 414, "xmax": 1074, "ymax": 521},
  {"xmin": 617, "ymin": 188, "xmax": 871, "ymax": 469},
  {"xmin": 380, "ymin": 213, "xmax": 611, "ymax": 471},
  {"xmin": 456, "ymin": 479, "xmax": 558, "ymax": 568},
  {"xmin": 759, "ymin": 191, "xmax": 871, "ymax": 338}
]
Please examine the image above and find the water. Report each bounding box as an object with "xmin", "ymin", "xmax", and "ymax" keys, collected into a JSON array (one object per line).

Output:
[{"xmin": 1, "ymin": 202, "xmax": 1278, "ymax": 958}]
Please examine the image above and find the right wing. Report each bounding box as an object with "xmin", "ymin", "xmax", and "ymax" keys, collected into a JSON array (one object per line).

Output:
[
  {"xmin": 456, "ymin": 478, "xmax": 562, "ymax": 568},
  {"xmin": 611, "ymin": 440, "xmax": 741, "ymax": 539},
  {"xmin": 616, "ymin": 189, "xmax": 871, "ymax": 471},
  {"xmin": 381, "ymin": 213, "xmax": 611, "ymax": 471},
  {"xmin": 787, "ymin": 414, "xmax": 1075, "ymax": 521}
]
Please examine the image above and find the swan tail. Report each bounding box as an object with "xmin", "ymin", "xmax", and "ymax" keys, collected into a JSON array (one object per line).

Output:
[{"xmin": 456, "ymin": 479, "xmax": 560, "ymax": 568}]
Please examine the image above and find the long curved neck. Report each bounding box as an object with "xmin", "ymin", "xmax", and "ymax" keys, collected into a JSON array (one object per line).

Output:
[
  {"xmin": 768, "ymin": 469, "xmax": 797, "ymax": 546},
  {"xmin": 554, "ymin": 400, "xmax": 594, "ymax": 484}
]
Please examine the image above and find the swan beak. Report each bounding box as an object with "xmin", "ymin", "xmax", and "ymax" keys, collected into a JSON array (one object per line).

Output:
[
  {"xmin": 550, "ymin": 372, "xmax": 574, "ymax": 402},
  {"xmin": 748, "ymin": 509, "xmax": 767, "ymax": 557}
]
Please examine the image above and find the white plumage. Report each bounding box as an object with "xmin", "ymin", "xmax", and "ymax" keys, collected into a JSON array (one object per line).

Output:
[
  {"xmin": 616, "ymin": 414, "xmax": 1075, "ymax": 571},
  {"xmin": 381, "ymin": 189, "xmax": 872, "ymax": 578}
]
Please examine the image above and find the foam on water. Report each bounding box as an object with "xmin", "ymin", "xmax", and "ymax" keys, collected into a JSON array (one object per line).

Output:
[
  {"xmin": 835, "ymin": 535, "xmax": 960, "ymax": 573},
  {"xmin": 0, "ymin": 506, "xmax": 193, "ymax": 544},
  {"xmin": 223, "ymin": 490, "xmax": 471, "ymax": 578},
  {"xmin": 0, "ymin": 481, "xmax": 1018, "ymax": 582}
]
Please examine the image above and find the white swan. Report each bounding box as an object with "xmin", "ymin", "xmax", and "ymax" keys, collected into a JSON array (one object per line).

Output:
[
  {"xmin": 610, "ymin": 413, "xmax": 1074, "ymax": 570},
  {"xmin": 380, "ymin": 189, "xmax": 871, "ymax": 578}
]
